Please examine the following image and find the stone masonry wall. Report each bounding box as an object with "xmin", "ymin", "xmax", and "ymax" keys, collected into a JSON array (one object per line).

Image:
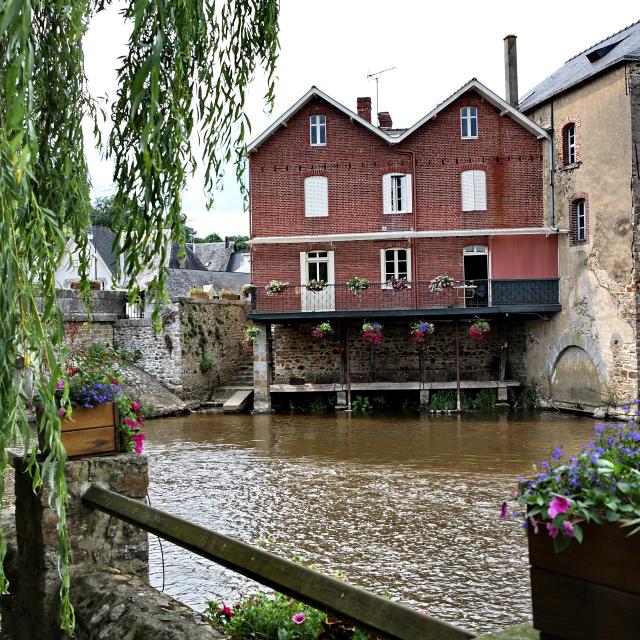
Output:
[
  {"xmin": 273, "ymin": 319, "xmax": 527, "ymax": 384},
  {"xmin": 179, "ymin": 298, "xmax": 250, "ymax": 401}
]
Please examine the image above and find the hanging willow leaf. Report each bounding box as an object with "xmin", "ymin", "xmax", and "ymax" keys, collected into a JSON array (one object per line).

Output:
[{"xmin": 0, "ymin": 0, "xmax": 279, "ymax": 632}]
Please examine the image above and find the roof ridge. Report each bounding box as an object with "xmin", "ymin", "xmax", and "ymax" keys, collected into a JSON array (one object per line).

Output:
[{"xmin": 565, "ymin": 19, "xmax": 640, "ymax": 63}]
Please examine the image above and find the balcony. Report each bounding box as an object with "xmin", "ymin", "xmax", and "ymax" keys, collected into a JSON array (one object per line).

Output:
[{"xmin": 248, "ymin": 278, "xmax": 561, "ymax": 321}]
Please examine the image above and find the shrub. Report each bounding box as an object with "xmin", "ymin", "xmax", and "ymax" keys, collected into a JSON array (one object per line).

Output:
[
  {"xmin": 473, "ymin": 388, "xmax": 497, "ymax": 409},
  {"xmin": 430, "ymin": 390, "xmax": 456, "ymax": 411},
  {"xmin": 200, "ymin": 353, "xmax": 216, "ymax": 373},
  {"xmin": 351, "ymin": 395, "xmax": 372, "ymax": 412}
]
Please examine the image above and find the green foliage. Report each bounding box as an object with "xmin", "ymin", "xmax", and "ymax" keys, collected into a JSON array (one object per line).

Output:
[
  {"xmin": 0, "ymin": 2, "xmax": 279, "ymax": 632},
  {"xmin": 429, "ymin": 390, "xmax": 457, "ymax": 411},
  {"xmin": 473, "ymin": 389, "xmax": 497, "ymax": 409},
  {"xmin": 233, "ymin": 235, "xmax": 249, "ymax": 251},
  {"xmin": 90, "ymin": 195, "xmax": 137, "ymax": 229},
  {"xmin": 200, "ymin": 353, "xmax": 216, "ymax": 374},
  {"xmin": 351, "ymin": 395, "xmax": 372, "ymax": 412},
  {"xmin": 309, "ymin": 397, "xmax": 327, "ymax": 415},
  {"xmin": 509, "ymin": 386, "xmax": 540, "ymax": 409},
  {"xmin": 191, "ymin": 231, "xmax": 223, "ymax": 243}
]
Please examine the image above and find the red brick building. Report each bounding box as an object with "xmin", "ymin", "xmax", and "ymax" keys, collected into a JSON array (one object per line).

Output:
[{"xmin": 247, "ymin": 80, "xmax": 562, "ymax": 411}]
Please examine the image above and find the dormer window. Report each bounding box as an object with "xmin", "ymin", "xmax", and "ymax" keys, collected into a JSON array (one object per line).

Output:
[
  {"xmin": 460, "ymin": 107, "xmax": 478, "ymax": 139},
  {"xmin": 310, "ymin": 115, "xmax": 326, "ymax": 146}
]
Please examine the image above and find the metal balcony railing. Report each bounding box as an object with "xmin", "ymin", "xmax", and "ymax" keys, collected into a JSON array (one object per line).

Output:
[{"xmin": 251, "ymin": 279, "xmax": 560, "ymax": 315}]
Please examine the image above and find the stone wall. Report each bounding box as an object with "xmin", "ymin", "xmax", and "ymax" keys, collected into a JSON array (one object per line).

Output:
[
  {"xmin": 525, "ymin": 65, "xmax": 638, "ymax": 410},
  {"xmin": 179, "ymin": 299, "xmax": 250, "ymax": 400},
  {"xmin": 273, "ymin": 318, "xmax": 527, "ymax": 384}
]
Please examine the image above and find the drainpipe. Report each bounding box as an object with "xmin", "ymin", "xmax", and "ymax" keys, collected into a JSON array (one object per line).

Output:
[
  {"xmin": 455, "ymin": 320, "xmax": 461, "ymax": 411},
  {"xmin": 395, "ymin": 149, "xmax": 418, "ymax": 307},
  {"xmin": 549, "ymin": 101, "xmax": 556, "ymax": 228},
  {"xmin": 345, "ymin": 322, "xmax": 352, "ymax": 411}
]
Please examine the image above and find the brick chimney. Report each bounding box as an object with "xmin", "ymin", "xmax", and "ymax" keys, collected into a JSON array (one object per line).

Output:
[
  {"xmin": 504, "ymin": 34, "xmax": 518, "ymax": 108},
  {"xmin": 357, "ymin": 97, "xmax": 372, "ymax": 123},
  {"xmin": 378, "ymin": 111, "xmax": 392, "ymax": 128}
]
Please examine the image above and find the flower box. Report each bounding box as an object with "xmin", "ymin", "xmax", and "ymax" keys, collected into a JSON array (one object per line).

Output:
[
  {"xmin": 220, "ymin": 292, "xmax": 240, "ymax": 300},
  {"xmin": 189, "ymin": 290, "xmax": 209, "ymax": 299},
  {"xmin": 40, "ymin": 402, "xmax": 119, "ymax": 458},
  {"xmin": 528, "ymin": 522, "xmax": 640, "ymax": 639}
]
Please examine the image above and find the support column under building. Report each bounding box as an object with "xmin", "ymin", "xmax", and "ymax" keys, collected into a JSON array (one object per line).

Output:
[{"xmin": 252, "ymin": 321, "xmax": 273, "ymax": 413}]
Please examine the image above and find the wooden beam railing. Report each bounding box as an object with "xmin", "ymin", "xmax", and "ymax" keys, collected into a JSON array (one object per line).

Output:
[{"xmin": 83, "ymin": 484, "xmax": 475, "ymax": 640}]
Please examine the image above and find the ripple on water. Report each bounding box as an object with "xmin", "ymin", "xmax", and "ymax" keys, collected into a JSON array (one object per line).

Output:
[{"xmin": 144, "ymin": 410, "xmax": 596, "ymax": 634}]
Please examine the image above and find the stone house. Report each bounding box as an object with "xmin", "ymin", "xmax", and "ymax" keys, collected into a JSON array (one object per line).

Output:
[
  {"xmin": 518, "ymin": 20, "xmax": 640, "ymax": 410},
  {"xmin": 246, "ymin": 79, "xmax": 561, "ymax": 411}
]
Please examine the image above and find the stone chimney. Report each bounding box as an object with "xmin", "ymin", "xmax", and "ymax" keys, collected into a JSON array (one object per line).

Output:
[
  {"xmin": 378, "ymin": 111, "xmax": 393, "ymax": 129},
  {"xmin": 357, "ymin": 97, "xmax": 372, "ymax": 123},
  {"xmin": 504, "ymin": 34, "xmax": 518, "ymax": 108}
]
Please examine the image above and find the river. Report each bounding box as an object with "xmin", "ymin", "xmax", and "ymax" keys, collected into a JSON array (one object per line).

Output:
[{"xmin": 144, "ymin": 409, "xmax": 596, "ymax": 635}]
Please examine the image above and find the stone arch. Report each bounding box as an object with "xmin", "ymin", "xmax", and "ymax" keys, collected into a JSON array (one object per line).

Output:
[{"xmin": 547, "ymin": 332, "xmax": 608, "ymax": 405}]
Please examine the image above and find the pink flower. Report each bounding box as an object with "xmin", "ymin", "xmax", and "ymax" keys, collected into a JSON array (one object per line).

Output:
[
  {"xmin": 546, "ymin": 522, "xmax": 559, "ymax": 539},
  {"xmin": 500, "ymin": 502, "xmax": 509, "ymax": 520},
  {"xmin": 548, "ymin": 495, "xmax": 571, "ymax": 518},
  {"xmin": 528, "ymin": 516, "xmax": 540, "ymax": 535},
  {"xmin": 562, "ymin": 521, "xmax": 575, "ymax": 538},
  {"xmin": 56, "ymin": 378, "xmax": 64, "ymax": 390},
  {"xmin": 112, "ymin": 377, "xmax": 120, "ymax": 385},
  {"xmin": 131, "ymin": 401, "xmax": 141, "ymax": 411},
  {"xmin": 133, "ymin": 433, "xmax": 145, "ymax": 455},
  {"xmin": 219, "ymin": 603, "xmax": 234, "ymax": 618},
  {"xmin": 123, "ymin": 418, "xmax": 138, "ymax": 428},
  {"xmin": 57, "ymin": 407, "xmax": 66, "ymax": 417},
  {"xmin": 291, "ymin": 612, "xmax": 306, "ymax": 624}
]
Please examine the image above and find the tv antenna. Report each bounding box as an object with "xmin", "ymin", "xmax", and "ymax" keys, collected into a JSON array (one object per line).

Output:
[{"xmin": 367, "ymin": 66, "xmax": 396, "ymax": 122}]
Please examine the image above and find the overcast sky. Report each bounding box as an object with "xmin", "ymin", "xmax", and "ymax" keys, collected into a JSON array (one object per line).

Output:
[{"xmin": 84, "ymin": 1, "xmax": 639, "ymax": 237}]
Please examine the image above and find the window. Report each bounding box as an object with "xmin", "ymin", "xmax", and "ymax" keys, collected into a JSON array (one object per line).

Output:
[
  {"xmin": 310, "ymin": 115, "xmax": 326, "ymax": 146},
  {"xmin": 461, "ymin": 170, "xmax": 487, "ymax": 211},
  {"xmin": 304, "ymin": 251, "xmax": 329, "ymax": 282},
  {"xmin": 575, "ymin": 199, "xmax": 586, "ymax": 242},
  {"xmin": 382, "ymin": 173, "xmax": 412, "ymax": 214},
  {"xmin": 566, "ymin": 124, "xmax": 576, "ymax": 164},
  {"xmin": 460, "ymin": 106, "xmax": 478, "ymax": 139},
  {"xmin": 304, "ymin": 176, "xmax": 328, "ymax": 217},
  {"xmin": 380, "ymin": 248, "xmax": 411, "ymax": 284}
]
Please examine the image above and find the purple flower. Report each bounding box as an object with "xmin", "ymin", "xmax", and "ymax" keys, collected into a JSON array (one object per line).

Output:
[
  {"xmin": 562, "ymin": 521, "xmax": 574, "ymax": 537},
  {"xmin": 546, "ymin": 522, "xmax": 559, "ymax": 539},
  {"xmin": 500, "ymin": 502, "xmax": 509, "ymax": 520},
  {"xmin": 551, "ymin": 447, "xmax": 563, "ymax": 461},
  {"xmin": 57, "ymin": 407, "xmax": 66, "ymax": 417},
  {"xmin": 528, "ymin": 517, "xmax": 540, "ymax": 534},
  {"xmin": 56, "ymin": 378, "xmax": 64, "ymax": 390},
  {"xmin": 622, "ymin": 405, "xmax": 630, "ymax": 412},
  {"xmin": 548, "ymin": 495, "xmax": 571, "ymax": 518},
  {"xmin": 291, "ymin": 612, "xmax": 306, "ymax": 624}
]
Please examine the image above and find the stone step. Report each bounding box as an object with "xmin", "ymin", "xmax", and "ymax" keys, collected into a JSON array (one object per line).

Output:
[{"xmin": 222, "ymin": 389, "xmax": 253, "ymax": 413}]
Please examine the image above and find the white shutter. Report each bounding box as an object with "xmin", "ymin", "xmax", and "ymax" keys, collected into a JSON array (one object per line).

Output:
[
  {"xmin": 300, "ymin": 252, "xmax": 307, "ymax": 284},
  {"xmin": 473, "ymin": 170, "xmax": 487, "ymax": 210},
  {"xmin": 304, "ymin": 176, "xmax": 328, "ymax": 217},
  {"xmin": 403, "ymin": 174, "xmax": 412, "ymax": 213},
  {"xmin": 382, "ymin": 174, "xmax": 392, "ymax": 214},
  {"xmin": 461, "ymin": 171, "xmax": 475, "ymax": 211}
]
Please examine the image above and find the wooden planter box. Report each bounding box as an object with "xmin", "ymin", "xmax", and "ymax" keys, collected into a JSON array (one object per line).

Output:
[
  {"xmin": 189, "ymin": 291, "xmax": 209, "ymax": 300},
  {"xmin": 40, "ymin": 403, "xmax": 119, "ymax": 458},
  {"xmin": 528, "ymin": 523, "xmax": 640, "ymax": 639},
  {"xmin": 220, "ymin": 293, "xmax": 240, "ymax": 300}
]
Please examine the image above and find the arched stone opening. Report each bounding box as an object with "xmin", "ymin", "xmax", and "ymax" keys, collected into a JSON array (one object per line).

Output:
[{"xmin": 550, "ymin": 345, "xmax": 604, "ymax": 405}]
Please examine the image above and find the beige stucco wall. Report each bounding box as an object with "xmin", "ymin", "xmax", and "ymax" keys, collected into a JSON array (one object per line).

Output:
[{"xmin": 525, "ymin": 65, "xmax": 636, "ymax": 408}]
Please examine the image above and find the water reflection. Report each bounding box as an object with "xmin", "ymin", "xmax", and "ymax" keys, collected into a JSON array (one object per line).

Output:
[{"xmin": 145, "ymin": 410, "xmax": 596, "ymax": 634}]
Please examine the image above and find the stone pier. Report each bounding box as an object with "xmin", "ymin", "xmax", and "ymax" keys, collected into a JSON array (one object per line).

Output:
[{"xmin": 253, "ymin": 322, "xmax": 273, "ymax": 413}]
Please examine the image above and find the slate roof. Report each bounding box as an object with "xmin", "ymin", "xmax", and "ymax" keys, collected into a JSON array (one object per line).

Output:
[
  {"xmin": 520, "ymin": 21, "xmax": 640, "ymax": 111},
  {"xmin": 89, "ymin": 226, "xmax": 118, "ymax": 275},
  {"xmin": 228, "ymin": 252, "xmax": 250, "ymax": 273},
  {"xmin": 168, "ymin": 244, "xmax": 208, "ymax": 270},
  {"xmin": 190, "ymin": 242, "xmax": 234, "ymax": 271},
  {"xmin": 165, "ymin": 269, "xmax": 249, "ymax": 298}
]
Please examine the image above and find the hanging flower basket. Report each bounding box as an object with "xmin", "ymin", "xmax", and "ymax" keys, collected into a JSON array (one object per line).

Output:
[
  {"xmin": 312, "ymin": 321, "xmax": 333, "ymax": 340},
  {"xmin": 410, "ymin": 320, "xmax": 435, "ymax": 347},
  {"xmin": 240, "ymin": 283, "xmax": 254, "ymax": 297},
  {"xmin": 244, "ymin": 325, "xmax": 261, "ymax": 344},
  {"xmin": 265, "ymin": 280, "xmax": 289, "ymax": 296},
  {"xmin": 387, "ymin": 276, "xmax": 412, "ymax": 292},
  {"xmin": 468, "ymin": 320, "xmax": 491, "ymax": 341},
  {"xmin": 362, "ymin": 321, "xmax": 383, "ymax": 345},
  {"xmin": 306, "ymin": 279, "xmax": 326, "ymax": 292},
  {"xmin": 347, "ymin": 276, "xmax": 370, "ymax": 297},
  {"xmin": 430, "ymin": 274, "xmax": 454, "ymax": 293}
]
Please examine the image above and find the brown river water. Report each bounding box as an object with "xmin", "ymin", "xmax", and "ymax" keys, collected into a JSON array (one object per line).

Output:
[{"xmin": 144, "ymin": 409, "xmax": 596, "ymax": 635}]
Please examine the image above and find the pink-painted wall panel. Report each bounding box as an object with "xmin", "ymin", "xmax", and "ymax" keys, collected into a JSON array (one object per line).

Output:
[{"xmin": 490, "ymin": 235, "xmax": 558, "ymax": 278}]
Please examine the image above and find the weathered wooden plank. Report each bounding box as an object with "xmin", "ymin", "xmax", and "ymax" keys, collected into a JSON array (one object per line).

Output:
[
  {"xmin": 83, "ymin": 485, "xmax": 474, "ymax": 640},
  {"xmin": 530, "ymin": 567, "xmax": 640, "ymax": 640},
  {"xmin": 63, "ymin": 427, "xmax": 117, "ymax": 457},
  {"xmin": 269, "ymin": 381, "xmax": 520, "ymax": 393},
  {"xmin": 62, "ymin": 403, "xmax": 115, "ymax": 432}
]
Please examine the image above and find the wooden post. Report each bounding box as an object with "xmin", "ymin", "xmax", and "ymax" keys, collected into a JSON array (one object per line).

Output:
[{"xmin": 455, "ymin": 320, "xmax": 461, "ymax": 411}]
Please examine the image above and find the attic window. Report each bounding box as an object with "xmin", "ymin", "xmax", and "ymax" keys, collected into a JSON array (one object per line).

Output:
[{"xmin": 586, "ymin": 39, "xmax": 624, "ymax": 63}]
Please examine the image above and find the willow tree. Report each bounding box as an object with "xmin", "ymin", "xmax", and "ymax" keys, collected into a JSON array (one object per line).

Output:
[{"xmin": 0, "ymin": 0, "xmax": 279, "ymax": 631}]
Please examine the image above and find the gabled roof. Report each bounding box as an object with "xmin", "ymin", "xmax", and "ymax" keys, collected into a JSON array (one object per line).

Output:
[
  {"xmin": 248, "ymin": 81, "xmax": 548, "ymax": 152},
  {"xmin": 520, "ymin": 20, "xmax": 640, "ymax": 111},
  {"xmin": 89, "ymin": 226, "xmax": 118, "ymax": 275},
  {"xmin": 395, "ymin": 78, "xmax": 549, "ymax": 141},
  {"xmin": 169, "ymin": 243, "xmax": 208, "ymax": 270},
  {"xmin": 190, "ymin": 242, "xmax": 234, "ymax": 271}
]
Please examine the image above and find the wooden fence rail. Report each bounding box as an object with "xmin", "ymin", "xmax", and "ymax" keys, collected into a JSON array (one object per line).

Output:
[{"xmin": 83, "ymin": 484, "xmax": 475, "ymax": 640}]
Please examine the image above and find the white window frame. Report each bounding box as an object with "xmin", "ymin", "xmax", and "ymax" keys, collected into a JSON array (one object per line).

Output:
[
  {"xmin": 304, "ymin": 176, "xmax": 329, "ymax": 217},
  {"xmin": 461, "ymin": 170, "xmax": 487, "ymax": 212},
  {"xmin": 382, "ymin": 173, "xmax": 412, "ymax": 214},
  {"xmin": 310, "ymin": 115, "xmax": 326, "ymax": 146},
  {"xmin": 566, "ymin": 124, "xmax": 576, "ymax": 164},
  {"xmin": 575, "ymin": 200, "xmax": 586, "ymax": 241},
  {"xmin": 460, "ymin": 106, "xmax": 478, "ymax": 139},
  {"xmin": 380, "ymin": 247, "xmax": 411, "ymax": 286},
  {"xmin": 301, "ymin": 250, "xmax": 332, "ymax": 282}
]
